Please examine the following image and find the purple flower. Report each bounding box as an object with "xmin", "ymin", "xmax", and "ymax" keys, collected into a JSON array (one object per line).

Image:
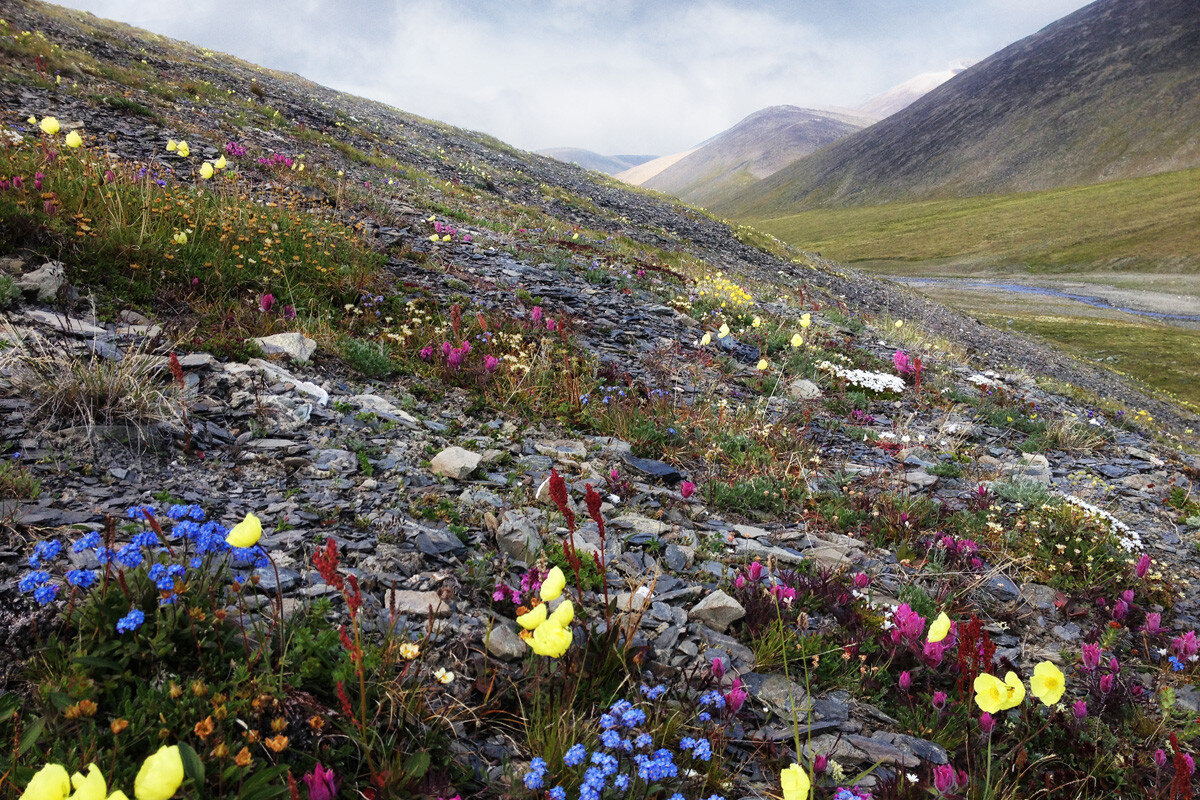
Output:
[
  {"xmin": 680, "ymin": 481, "xmax": 695, "ymax": 499},
  {"xmin": 979, "ymin": 712, "xmax": 995, "ymax": 734},
  {"xmin": 725, "ymin": 677, "xmax": 746, "ymax": 714},
  {"xmin": 531, "ymin": 306, "xmax": 542, "ymax": 326},
  {"xmin": 747, "ymin": 561, "xmax": 763, "ymax": 582},
  {"xmin": 483, "ymin": 355, "xmax": 499, "ymax": 373},
  {"xmin": 932, "ymin": 691, "xmax": 948, "ymax": 711},
  {"xmin": 932, "ymin": 763, "xmax": 959, "ymax": 794},
  {"xmin": 898, "ymin": 671, "xmax": 912, "ymax": 691},
  {"xmin": 1081, "ymin": 642, "xmax": 1101, "ymax": 671},
  {"xmin": 813, "ymin": 754, "xmax": 827, "ymax": 774},
  {"xmin": 303, "ymin": 763, "xmax": 339, "ymax": 800},
  {"xmin": 711, "ymin": 657, "xmax": 724, "ymax": 680},
  {"xmin": 259, "ymin": 293, "xmax": 275, "ymax": 312},
  {"xmin": 853, "ymin": 572, "xmax": 870, "ymax": 589},
  {"xmin": 1144, "ymin": 612, "xmax": 1163, "ymax": 635},
  {"xmin": 1136, "ymin": 553, "xmax": 1151, "ymax": 578},
  {"xmin": 1113, "ymin": 599, "xmax": 1129, "ymax": 620},
  {"xmin": 1155, "ymin": 749, "xmax": 1168, "ymax": 768},
  {"xmin": 1099, "ymin": 674, "xmax": 1115, "ymax": 693},
  {"xmin": 1072, "ymin": 700, "xmax": 1088, "ymax": 719},
  {"xmin": 419, "ymin": 345, "xmax": 434, "ymax": 360}
]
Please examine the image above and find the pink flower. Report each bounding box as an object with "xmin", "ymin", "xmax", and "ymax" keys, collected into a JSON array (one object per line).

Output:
[
  {"xmin": 893, "ymin": 350, "xmax": 914, "ymax": 375},
  {"xmin": 979, "ymin": 712, "xmax": 995, "ymax": 734},
  {"xmin": 853, "ymin": 572, "xmax": 870, "ymax": 589},
  {"xmin": 893, "ymin": 603, "xmax": 926, "ymax": 641},
  {"xmin": 932, "ymin": 691, "xmax": 947, "ymax": 711},
  {"xmin": 813, "ymin": 754, "xmax": 827, "ymax": 775},
  {"xmin": 1143, "ymin": 612, "xmax": 1163, "ymax": 635},
  {"xmin": 484, "ymin": 355, "xmax": 499, "ymax": 373},
  {"xmin": 898, "ymin": 671, "xmax": 911, "ymax": 691},
  {"xmin": 260, "ymin": 293, "xmax": 275, "ymax": 312},
  {"xmin": 1184, "ymin": 753, "xmax": 1195, "ymax": 776},
  {"xmin": 302, "ymin": 763, "xmax": 339, "ymax": 800},
  {"xmin": 11, "ymin": 176, "xmax": 22, "ymax": 189},
  {"xmin": 933, "ymin": 763, "xmax": 959, "ymax": 794},
  {"xmin": 447, "ymin": 347, "xmax": 465, "ymax": 370},
  {"xmin": 1155, "ymin": 749, "xmax": 1168, "ymax": 768},
  {"xmin": 680, "ymin": 481, "xmax": 695, "ymax": 499},
  {"xmin": 1081, "ymin": 642, "xmax": 1101, "ymax": 671},
  {"xmin": 734, "ymin": 575, "xmax": 745, "ymax": 589},
  {"xmin": 531, "ymin": 306, "xmax": 543, "ymax": 326},
  {"xmin": 419, "ymin": 345, "xmax": 434, "ymax": 360},
  {"xmin": 283, "ymin": 304, "xmax": 296, "ymax": 320},
  {"xmin": 1113, "ymin": 600, "xmax": 1129, "ymax": 620},
  {"xmin": 726, "ymin": 677, "xmax": 747, "ymax": 714},
  {"xmin": 1173, "ymin": 631, "xmax": 1199, "ymax": 660},
  {"xmin": 33, "ymin": 172, "xmax": 44, "ymax": 190},
  {"xmin": 1099, "ymin": 674, "xmax": 1115, "ymax": 693},
  {"xmin": 1073, "ymin": 700, "xmax": 1088, "ymax": 719},
  {"xmin": 710, "ymin": 657, "xmax": 725, "ymax": 680},
  {"xmin": 923, "ymin": 640, "xmax": 946, "ymax": 667},
  {"xmin": 104, "ymin": 169, "xmax": 115, "ymax": 183},
  {"xmin": 441, "ymin": 341, "xmax": 453, "ymax": 358},
  {"xmin": 747, "ymin": 561, "xmax": 763, "ymax": 582}
]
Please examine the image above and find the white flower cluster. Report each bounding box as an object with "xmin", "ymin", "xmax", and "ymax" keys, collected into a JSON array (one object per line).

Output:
[
  {"xmin": 1061, "ymin": 494, "xmax": 1143, "ymax": 552},
  {"xmin": 818, "ymin": 361, "xmax": 906, "ymax": 394}
]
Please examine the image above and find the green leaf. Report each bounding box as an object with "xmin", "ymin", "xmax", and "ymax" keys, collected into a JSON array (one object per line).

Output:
[
  {"xmin": 238, "ymin": 765, "xmax": 290, "ymax": 799},
  {"xmin": 18, "ymin": 716, "xmax": 45, "ymax": 756},
  {"xmin": 47, "ymin": 692, "xmax": 73, "ymax": 711},
  {"xmin": 71, "ymin": 655, "xmax": 122, "ymax": 671},
  {"xmin": 0, "ymin": 692, "xmax": 20, "ymax": 719},
  {"xmin": 403, "ymin": 750, "xmax": 431, "ymax": 781},
  {"xmin": 178, "ymin": 742, "xmax": 205, "ymax": 786}
]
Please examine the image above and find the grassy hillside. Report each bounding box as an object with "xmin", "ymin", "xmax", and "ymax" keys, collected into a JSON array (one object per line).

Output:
[
  {"xmin": 750, "ymin": 167, "xmax": 1200, "ymax": 273},
  {"xmin": 717, "ymin": 0, "xmax": 1200, "ymax": 217}
]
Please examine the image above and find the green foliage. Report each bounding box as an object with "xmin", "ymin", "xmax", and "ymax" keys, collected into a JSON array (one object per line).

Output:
[
  {"xmin": 705, "ymin": 475, "xmax": 800, "ymax": 516},
  {"xmin": 0, "ymin": 458, "xmax": 40, "ymax": 498},
  {"xmin": 0, "ymin": 273, "xmax": 20, "ymax": 308},
  {"xmin": 543, "ymin": 541, "xmax": 604, "ymax": 592},
  {"xmin": 340, "ymin": 337, "xmax": 395, "ymax": 378},
  {"xmin": 928, "ymin": 460, "xmax": 963, "ymax": 478},
  {"xmin": 992, "ymin": 477, "xmax": 1052, "ymax": 507}
]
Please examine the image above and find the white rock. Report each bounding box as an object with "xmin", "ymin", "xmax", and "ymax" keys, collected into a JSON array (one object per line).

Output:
[
  {"xmin": 252, "ymin": 332, "xmax": 316, "ymax": 362},
  {"xmin": 16, "ymin": 261, "xmax": 65, "ymax": 302},
  {"xmin": 245, "ymin": 358, "xmax": 329, "ymax": 406},
  {"xmin": 689, "ymin": 589, "xmax": 745, "ymax": 632},
  {"xmin": 430, "ymin": 446, "xmax": 482, "ymax": 480},
  {"xmin": 787, "ymin": 378, "xmax": 823, "ymax": 400},
  {"xmin": 23, "ymin": 309, "xmax": 105, "ymax": 336}
]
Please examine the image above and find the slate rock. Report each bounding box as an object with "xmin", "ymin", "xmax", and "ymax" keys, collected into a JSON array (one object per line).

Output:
[
  {"xmin": 622, "ymin": 454, "xmax": 682, "ymax": 484},
  {"xmin": 16, "ymin": 260, "xmax": 65, "ymax": 301},
  {"xmin": 430, "ymin": 446, "xmax": 482, "ymax": 479},
  {"xmin": 688, "ymin": 589, "xmax": 745, "ymax": 632}
]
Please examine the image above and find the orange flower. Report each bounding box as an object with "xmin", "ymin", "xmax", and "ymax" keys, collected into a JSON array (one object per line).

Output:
[
  {"xmin": 234, "ymin": 747, "xmax": 252, "ymax": 767},
  {"xmin": 265, "ymin": 735, "xmax": 289, "ymax": 753},
  {"xmin": 110, "ymin": 718, "xmax": 129, "ymax": 735},
  {"xmin": 194, "ymin": 716, "xmax": 215, "ymax": 739}
]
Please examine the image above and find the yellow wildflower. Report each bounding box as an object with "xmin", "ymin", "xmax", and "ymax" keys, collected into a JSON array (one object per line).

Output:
[
  {"xmin": 756, "ymin": 359, "xmax": 768, "ymax": 371},
  {"xmin": 69, "ymin": 764, "xmax": 108, "ymax": 800},
  {"xmin": 540, "ymin": 566, "xmax": 566, "ymax": 602},
  {"xmin": 166, "ymin": 139, "xmax": 177, "ymax": 151},
  {"xmin": 895, "ymin": 320, "xmax": 904, "ymax": 329},
  {"xmin": 516, "ymin": 603, "xmax": 547, "ymax": 630},
  {"xmin": 751, "ymin": 316, "xmax": 761, "ymax": 327},
  {"xmin": 199, "ymin": 162, "xmax": 214, "ymax": 180},
  {"xmin": 214, "ymin": 155, "xmax": 227, "ymax": 169},
  {"xmin": 1030, "ymin": 661, "xmax": 1065, "ymax": 706},
  {"xmin": 64, "ymin": 130, "xmax": 83, "ymax": 148},
  {"xmin": 39, "ymin": 117, "xmax": 60, "ymax": 135},
  {"xmin": 172, "ymin": 232, "xmax": 187, "ymax": 246},
  {"xmin": 134, "ymin": 745, "xmax": 184, "ymax": 800},
  {"xmin": 717, "ymin": 323, "xmax": 730, "ymax": 339},
  {"xmin": 700, "ymin": 333, "xmax": 711, "ymax": 346},
  {"xmin": 781, "ymin": 763, "xmax": 811, "ymax": 800},
  {"xmin": 398, "ymin": 642, "xmax": 420, "ymax": 659},
  {"xmin": 529, "ymin": 620, "xmax": 572, "ymax": 657},
  {"xmin": 433, "ymin": 667, "xmax": 454, "ymax": 684},
  {"xmin": 176, "ymin": 141, "xmax": 190, "ymax": 158},
  {"xmin": 790, "ymin": 333, "xmax": 803, "ymax": 348},
  {"xmin": 800, "ymin": 313, "xmax": 811, "ymax": 328},
  {"xmin": 973, "ymin": 673, "xmax": 1006, "ymax": 714},
  {"xmin": 225, "ymin": 512, "xmax": 262, "ymax": 548},
  {"xmin": 21, "ymin": 763, "xmax": 70, "ymax": 800},
  {"xmin": 547, "ymin": 599, "xmax": 574, "ymax": 628},
  {"xmin": 928, "ymin": 612, "xmax": 952, "ymax": 643}
]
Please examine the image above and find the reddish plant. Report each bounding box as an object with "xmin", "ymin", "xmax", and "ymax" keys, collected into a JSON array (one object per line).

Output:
[{"xmin": 956, "ymin": 614, "xmax": 996, "ymax": 701}]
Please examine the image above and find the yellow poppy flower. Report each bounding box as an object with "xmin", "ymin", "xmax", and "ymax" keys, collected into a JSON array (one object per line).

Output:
[
  {"xmin": 1030, "ymin": 661, "xmax": 1065, "ymax": 706},
  {"xmin": 756, "ymin": 359, "xmax": 768, "ymax": 371},
  {"xmin": 700, "ymin": 333, "xmax": 711, "ymax": 346},
  {"xmin": 214, "ymin": 155, "xmax": 227, "ymax": 169},
  {"xmin": 134, "ymin": 745, "xmax": 184, "ymax": 800},
  {"xmin": 529, "ymin": 619, "xmax": 572, "ymax": 657},
  {"xmin": 107, "ymin": 793, "xmax": 131, "ymax": 800},
  {"xmin": 64, "ymin": 131, "xmax": 83, "ymax": 148},
  {"xmin": 717, "ymin": 323, "xmax": 730, "ymax": 339},
  {"xmin": 441, "ymin": 234, "xmax": 452, "ymax": 241},
  {"xmin": 225, "ymin": 512, "xmax": 262, "ymax": 548},
  {"xmin": 790, "ymin": 333, "xmax": 803, "ymax": 348},
  {"xmin": 39, "ymin": 117, "xmax": 60, "ymax": 135},
  {"xmin": 928, "ymin": 612, "xmax": 952, "ymax": 643},
  {"xmin": 800, "ymin": 313, "xmax": 811, "ymax": 329},
  {"xmin": 69, "ymin": 764, "xmax": 107, "ymax": 800},
  {"xmin": 548, "ymin": 599, "xmax": 574, "ymax": 628},
  {"xmin": 172, "ymin": 232, "xmax": 187, "ymax": 245},
  {"xmin": 895, "ymin": 320, "xmax": 904, "ymax": 329},
  {"xmin": 176, "ymin": 142, "xmax": 190, "ymax": 158},
  {"xmin": 751, "ymin": 316, "xmax": 761, "ymax": 328},
  {"xmin": 1001, "ymin": 670, "xmax": 1025, "ymax": 709},
  {"xmin": 398, "ymin": 642, "xmax": 420, "ymax": 659},
  {"xmin": 433, "ymin": 667, "xmax": 454, "ymax": 684},
  {"xmin": 27, "ymin": 116, "xmax": 37, "ymax": 124},
  {"xmin": 20, "ymin": 763, "xmax": 70, "ymax": 800},
  {"xmin": 973, "ymin": 672, "xmax": 1006, "ymax": 714},
  {"xmin": 540, "ymin": 566, "xmax": 566, "ymax": 602},
  {"xmin": 780, "ymin": 763, "xmax": 811, "ymax": 800},
  {"xmin": 199, "ymin": 162, "xmax": 214, "ymax": 180},
  {"xmin": 166, "ymin": 139, "xmax": 177, "ymax": 151},
  {"xmin": 429, "ymin": 234, "xmax": 440, "ymax": 242},
  {"xmin": 516, "ymin": 603, "xmax": 547, "ymax": 630}
]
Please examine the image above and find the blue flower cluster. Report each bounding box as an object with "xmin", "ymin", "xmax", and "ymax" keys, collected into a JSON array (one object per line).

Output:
[
  {"xmin": 528, "ymin": 694, "xmax": 727, "ymax": 800},
  {"xmin": 17, "ymin": 502, "xmax": 265, "ymax": 630}
]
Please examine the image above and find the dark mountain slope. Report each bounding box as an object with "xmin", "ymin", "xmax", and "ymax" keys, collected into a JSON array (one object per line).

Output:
[{"xmin": 719, "ymin": 0, "xmax": 1200, "ymax": 216}]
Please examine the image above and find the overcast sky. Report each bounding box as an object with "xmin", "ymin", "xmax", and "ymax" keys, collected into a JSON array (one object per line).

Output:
[{"xmin": 58, "ymin": 0, "xmax": 1093, "ymax": 155}]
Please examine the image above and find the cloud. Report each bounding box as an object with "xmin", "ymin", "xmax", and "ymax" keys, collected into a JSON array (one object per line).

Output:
[{"xmin": 56, "ymin": 0, "xmax": 1092, "ymax": 155}]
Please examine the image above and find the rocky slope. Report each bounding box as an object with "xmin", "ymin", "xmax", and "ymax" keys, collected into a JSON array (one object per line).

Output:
[
  {"xmin": 1, "ymin": 2, "xmax": 1200, "ymax": 798},
  {"xmin": 718, "ymin": 0, "xmax": 1200, "ymax": 216}
]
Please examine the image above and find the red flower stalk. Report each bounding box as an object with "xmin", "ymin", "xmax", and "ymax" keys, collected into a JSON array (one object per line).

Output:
[
  {"xmin": 450, "ymin": 303, "xmax": 462, "ymax": 339},
  {"xmin": 1171, "ymin": 732, "xmax": 1193, "ymax": 800},
  {"xmin": 313, "ymin": 538, "xmax": 344, "ymax": 590},
  {"xmin": 345, "ymin": 575, "xmax": 363, "ymax": 620},
  {"xmin": 548, "ymin": 469, "xmax": 582, "ymax": 598},
  {"xmin": 286, "ymin": 771, "xmax": 300, "ymax": 800},
  {"xmin": 336, "ymin": 681, "xmax": 354, "ymax": 718},
  {"xmin": 585, "ymin": 484, "xmax": 604, "ymax": 539},
  {"xmin": 955, "ymin": 615, "xmax": 995, "ymax": 700}
]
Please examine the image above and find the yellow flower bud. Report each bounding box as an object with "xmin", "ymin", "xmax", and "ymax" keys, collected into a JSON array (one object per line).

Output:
[
  {"xmin": 225, "ymin": 512, "xmax": 262, "ymax": 548},
  {"xmin": 133, "ymin": 745, "xmax": 183, "ymax": 800},
  {"xmin": 64, "ymin": 130, "xmax": 83, "ymax": 148},
  {"xmin": 39, "ymin": 116, "xmax": 60, "ymax": 135}
]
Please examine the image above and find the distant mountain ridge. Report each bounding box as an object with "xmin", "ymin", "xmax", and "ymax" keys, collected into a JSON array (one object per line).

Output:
[
  {"xmin": 718, "ymin": 0, "xmax": 1200, "ymax": 217},
  {"xmin": 629, "ymin": 106, "xmax": 873, "ymax": 208},
  {"xmin": 535, "ymin": 148, "xmax": 656, "ymax": 175},
  {"xmin": 854, "ymin": 66, "xmax": 969, "ymax": 118}
]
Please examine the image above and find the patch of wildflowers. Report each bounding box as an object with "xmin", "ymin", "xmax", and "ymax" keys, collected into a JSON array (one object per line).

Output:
[
  {"xmin": 19, "ymin": 570, "xmax": 51, "ymax": 593},
  {"xmin": 116, "ymin": 609, "xmax": 146, "ymax": 633},
  {"xmin": 66, "ymin": 569, "xmax": 98, "ymax": 589},
  {"xmin": 28, "ymin": 539, "xmax": 63, "ymax": 568},
  {"xmin": 33, "ymin": 584, "xmax": 59, "ymax": 605}
]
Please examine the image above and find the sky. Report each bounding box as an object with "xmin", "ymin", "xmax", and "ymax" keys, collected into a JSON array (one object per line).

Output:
[{"xmin": 57, "ymin": 0, "xmax": 1093, "ymax": 155}]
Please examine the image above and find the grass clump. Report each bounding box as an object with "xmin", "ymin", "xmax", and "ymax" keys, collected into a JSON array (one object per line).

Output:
[{"xmin": 339, "ymin": 337, "xmax": 395, "ymax": 378}]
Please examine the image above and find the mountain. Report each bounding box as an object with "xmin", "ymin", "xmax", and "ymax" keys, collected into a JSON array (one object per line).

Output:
[
  {"xmin": 719, "ymin": 0, "xmax": 1200, "ymax": 217},
  {"xmin": 536, "ymin": 148, "xmax": 656, "ymax": 175},
  {"xmin": 613, "ymin": 148, "xmax": 699, "ymax": 186},
  {"xmin": 855, "ymin": 66, "xmax": 969, "ymax": 118},
  {"xmin": 633, "ymin": 106, "xmax": 874, "ymax": 208}
]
